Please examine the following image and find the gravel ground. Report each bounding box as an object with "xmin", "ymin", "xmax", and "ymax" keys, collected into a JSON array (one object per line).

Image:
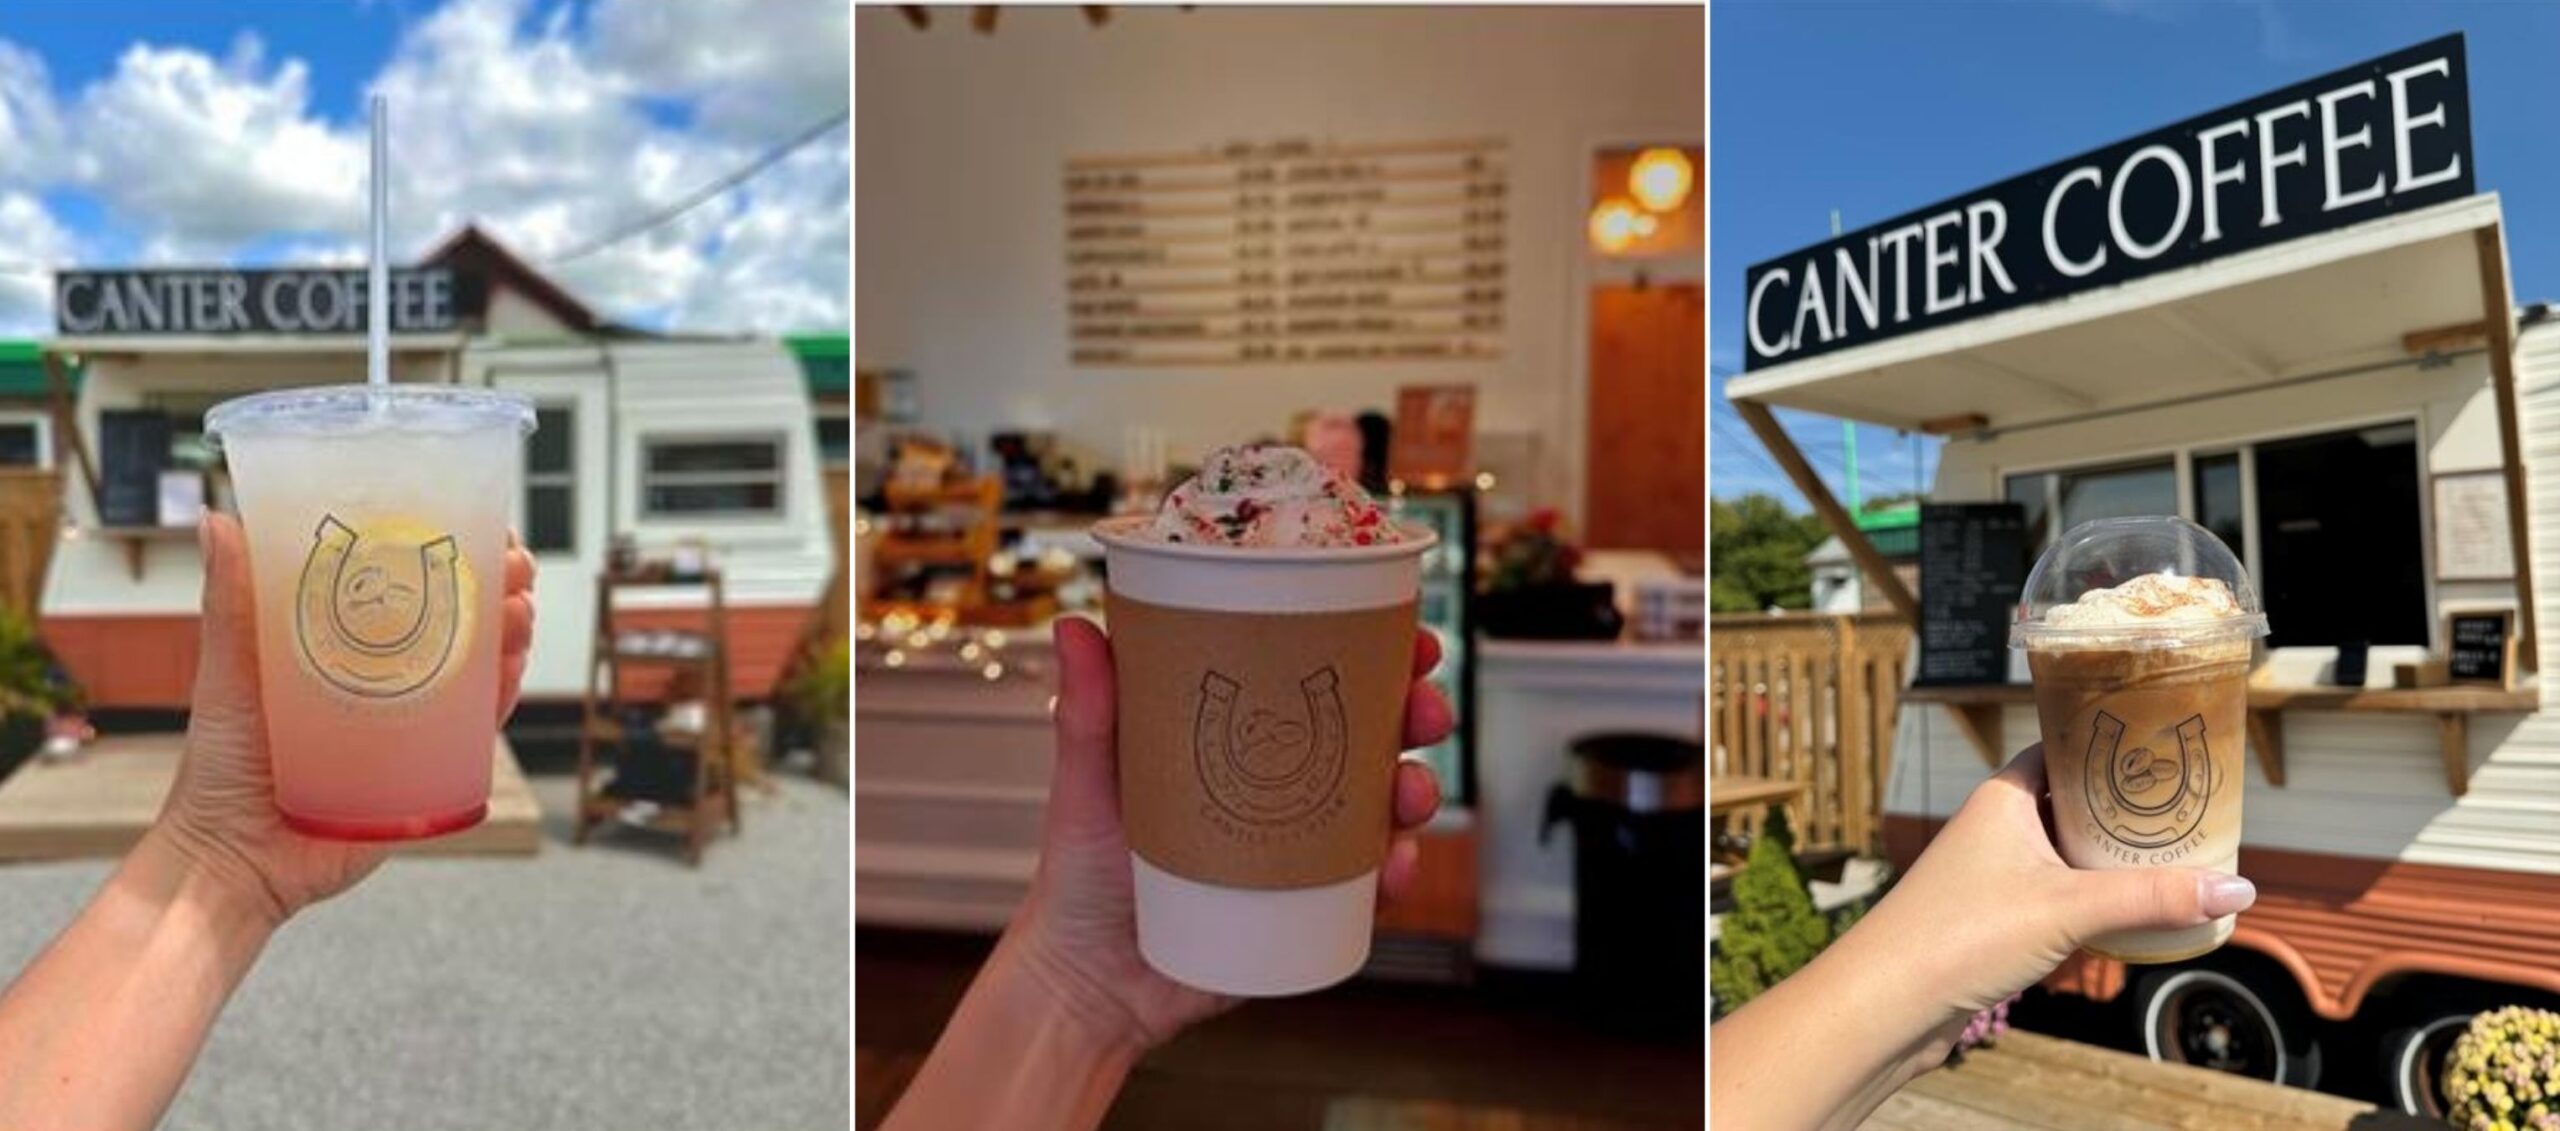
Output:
[{"xmin": 0, "ymin": 773, "xmax": 849, "ymax": 1131}]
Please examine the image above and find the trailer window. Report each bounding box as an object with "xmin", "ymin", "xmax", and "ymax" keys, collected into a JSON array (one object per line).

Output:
[
  {"xmin": 524, "ymin": 406, "xmax": 574, "ymax": 553},
  {"xmin": 2002, "ymin": 459, "xmax": 2175, "ymax": 548},
  {"xmin": 814, "ymin": 408, "xmax": 850, "ymax": 470},
  {"xmin": 641, "ymin": 435, "xmax": 785, "ymax": 518},
  {"xmin": 0, "ymin": 420, "xmax": 43, "ymax": 467},
  {"xmin": 2254, "ymin": 423, "xmax": 2424, "ymax": 648}
]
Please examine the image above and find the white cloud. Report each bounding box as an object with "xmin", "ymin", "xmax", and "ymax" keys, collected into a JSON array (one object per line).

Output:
[
  {"xmin": 590, "ymin": 0, "xmax": 849, "ymax": 139},
  {"xmin": 75, "ymin": 33, "xmax": 366, "ymax": 253},
  {"xmin": 0, "ymin": 0, "xmax": 847, "ymax": 333},
  {"xmin": 0, "ymin": 40, "xmax": 62, "ymax": 188},
  {"xmin": 0, "ymin": 192, "xmax": 77, "ymax": 333}
]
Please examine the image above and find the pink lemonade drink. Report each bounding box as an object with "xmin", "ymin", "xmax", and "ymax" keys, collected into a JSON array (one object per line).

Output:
[{"xmin": 206, "ymin": 386, "xmax": 533, "ymax": 840}]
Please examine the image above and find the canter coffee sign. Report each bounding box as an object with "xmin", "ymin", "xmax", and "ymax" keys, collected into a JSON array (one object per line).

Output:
[
  {"xmin": 55, "ymin": 268, "xmax": 477, "ymax": 336},
  {"xmin": 1745, "ymin": 34, "xmax": 2472, "ymax": 370}
]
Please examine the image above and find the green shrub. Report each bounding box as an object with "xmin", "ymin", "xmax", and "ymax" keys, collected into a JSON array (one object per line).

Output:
[
  {"xmin": 1710, "ymin": 804, "xmax": 1832, "ymax": 1018},
  {"xmin": 2444, "ymin": 1006, "xmax": 2560, "ymax": 1130},
  {"xmin": 792, "ymin": 638, "xmax": 849, "ymax": 724}
]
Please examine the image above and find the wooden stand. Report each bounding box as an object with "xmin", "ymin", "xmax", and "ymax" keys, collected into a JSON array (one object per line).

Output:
[
  {"xmin": 575, "ymin": 568, "xmax": 742, "ymax": 866},
  {"xmin": 868, "ymin": 477, "xmax": 1001, "ymax": 618}
]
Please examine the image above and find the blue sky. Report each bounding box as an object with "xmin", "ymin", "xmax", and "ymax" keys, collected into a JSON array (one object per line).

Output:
[
  {"xmin": 0, "ymin": 0, "xmax": 846, "ymax": 333},
  {"xmin": 1710, "ymin": 0, "xmax": 2560, "ymax": 507}
]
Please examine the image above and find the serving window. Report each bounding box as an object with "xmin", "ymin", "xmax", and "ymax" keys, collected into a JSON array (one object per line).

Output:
[{"xmin": 2003, "ymin": 419, "xmax": 2429, "ymax": 651}]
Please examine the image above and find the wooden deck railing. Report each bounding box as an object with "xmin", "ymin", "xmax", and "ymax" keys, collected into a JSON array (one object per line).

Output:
[{"xmin": 1709, "ymin": 611, "xmax": 1910, "ymax": 856}]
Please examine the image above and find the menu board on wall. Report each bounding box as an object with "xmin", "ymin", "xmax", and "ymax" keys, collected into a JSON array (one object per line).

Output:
[
  {"xmin": 1916, "ymin": 503, "xmax": 2029, "ymax": 687},
  {"xmin": 2432, "ymin": 470, "xmax": 2515, "ymax": 581},
  {"xmin": 1064, "ymin": 136, "xmax": 1507, "ymax": 367}
]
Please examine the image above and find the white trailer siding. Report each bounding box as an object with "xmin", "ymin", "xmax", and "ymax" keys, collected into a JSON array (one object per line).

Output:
[{"xmin": 1885, "ymin": 336, "xmax": 2560, "ymax": 876}]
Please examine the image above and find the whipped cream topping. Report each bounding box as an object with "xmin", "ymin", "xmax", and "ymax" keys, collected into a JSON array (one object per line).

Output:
[
  {"xmin": 1145, "ymin": 443, "xmax": 1404, "ymax": 548},
  {"xmin": 2043, "ymin": 572, "xmax": 2245, "ymax": 628}
]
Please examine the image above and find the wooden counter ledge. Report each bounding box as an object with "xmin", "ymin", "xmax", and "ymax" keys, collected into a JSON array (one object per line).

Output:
[{"xmin": 1898, "ymin": 681, "xmax": 2538, "ymax": 795}]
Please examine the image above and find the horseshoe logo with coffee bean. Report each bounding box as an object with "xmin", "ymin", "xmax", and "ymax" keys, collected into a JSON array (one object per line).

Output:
[
  {"xmin": 295, "ymin": 514, "xmax": 472, "ymax": 701},
  {"xmin": 2082, "ymin": 710, "xmax": 2213, "ymax": 850},
  {"xmin": 1193, "ymin": 667, "xmax": 1349, "ymax": 827}
]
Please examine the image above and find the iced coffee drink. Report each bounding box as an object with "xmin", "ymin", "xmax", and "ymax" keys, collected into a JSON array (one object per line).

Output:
[{"xmin": 2013, "ymin": 517, "xmax": 2267, "ymax": 963}]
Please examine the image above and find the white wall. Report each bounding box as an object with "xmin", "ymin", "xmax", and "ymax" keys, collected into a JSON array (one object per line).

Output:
[{"xmin": 854, "ymin": 5, "xmax": 1702, "ymax": 519}]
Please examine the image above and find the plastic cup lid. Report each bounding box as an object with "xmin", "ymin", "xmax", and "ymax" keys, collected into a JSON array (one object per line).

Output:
[
  {"xmin": 204, "ymin": 384, "xmax": 535, "ymax": 450},
  {"xmin": 2010, "ymin": 515, "xmax": 2268, "ymax": 650}
]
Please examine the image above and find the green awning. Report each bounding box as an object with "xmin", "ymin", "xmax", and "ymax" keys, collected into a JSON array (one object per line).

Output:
[
  {"xmin": 0, "ymin": 342, "xmax": 79, "ymax": 399},
  {"xmin": 786, "ymin": 333, "xmax": 848, "ymax": 397}
]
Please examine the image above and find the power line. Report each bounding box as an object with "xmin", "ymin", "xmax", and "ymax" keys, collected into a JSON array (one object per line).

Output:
[{"xmin": 546, "ymin": 107, "xmax": 849, "ymax": 265}]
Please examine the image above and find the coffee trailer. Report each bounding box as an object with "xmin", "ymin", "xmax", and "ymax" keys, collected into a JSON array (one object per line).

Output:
[
  {"xmin": 28, "ymin": 227, "xmax": 839, "ymax": 711},
  {"xmin": 1724, "ymin": 35, "xmax": 2560, "ymax": 1115}
]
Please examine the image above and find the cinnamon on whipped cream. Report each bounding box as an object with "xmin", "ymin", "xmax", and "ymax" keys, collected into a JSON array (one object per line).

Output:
[{"xmin": 2042, "ymin": 572, "xmax": 2246, "ymax": 628}]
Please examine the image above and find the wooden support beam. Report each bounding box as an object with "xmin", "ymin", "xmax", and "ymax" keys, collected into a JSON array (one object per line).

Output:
[
  {"xmin": 2478, "ymin": 223, "xmax": 2538, "ymax": 672},
  {"xmin": 1917, "ymin": 413, "xmax": 1989, "ymax": 436},
  {"xmin": 2403, "ymin": 318, "xmax": 2490, "ymax": 356},
  {"xmin": 2245, "ymin": 709, "xmax": 2285, "ymax": 787},
  {"xmin": 1944, "ymin": 703, "xmax": 2004, "ymax": 769},
  {"xmin": 41, "ymin": 352, "xmax": 97, "ymax": 522},
  {"xmin": 1733, "ymin": 398, "xmax": 1919, "ymax": 622},
  {"xmin": 2437, "ymin": 712, "xmax": 2471, "ymax": 797}
]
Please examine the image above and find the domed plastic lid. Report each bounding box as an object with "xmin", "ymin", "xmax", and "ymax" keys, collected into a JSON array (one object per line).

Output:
[{"xmin": 2010, "ymin": 515, "xmax": 2267, "ymax": 651}]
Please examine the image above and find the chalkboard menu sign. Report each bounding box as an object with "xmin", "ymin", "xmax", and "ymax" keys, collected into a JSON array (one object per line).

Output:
[
  {"xmin": 97, "ymin": 410, "xmax": 170, "ymax": 528},
  {"xmin": 1916, "ymin": 503, "xmax": 2030, "ymax": 686},
  {"xmin": 2446, "ymin": 610, "xmax": 2517, "ymax": 688}
]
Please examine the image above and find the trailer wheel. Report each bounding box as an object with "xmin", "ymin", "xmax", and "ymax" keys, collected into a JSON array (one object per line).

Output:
[
  {"xmin": 2137, "ymin": 967, "xmax": 2321, "ymax": 1088},
  {"xmin": 2382, "ymin": 1012, "xmax": 2472, "ymax": 1117}
]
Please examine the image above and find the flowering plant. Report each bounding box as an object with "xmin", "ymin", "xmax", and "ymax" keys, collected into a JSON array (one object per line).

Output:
[
  {"xmin": 2445, "ymin": 1006, "xmax": 2560, "ymax": 1130},
  {"xmin": 1944, "ymin": 992, "xmax": 2018, "ymax": 1067},
  {"xmin": 1486, "ymin": 508, "xmax": 1584, "ymax": 591}
]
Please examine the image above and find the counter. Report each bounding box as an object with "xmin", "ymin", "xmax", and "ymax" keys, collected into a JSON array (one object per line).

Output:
[{"xmin": 1473, "ymin": 636, "xmax": 1701, "ymax": 970}]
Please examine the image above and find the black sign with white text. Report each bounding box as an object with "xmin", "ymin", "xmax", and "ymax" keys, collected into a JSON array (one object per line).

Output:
[
  {"xmin": 1916, "ymin": 502, "xmax": 2030, "ymax": 687},
  {"xmin": 1745, "ymin": 34, "xmax": 2472, "ymax": 370},
  {"xmin": 55, "ymin": 268, "xmax": 483, "ymax": 336}
]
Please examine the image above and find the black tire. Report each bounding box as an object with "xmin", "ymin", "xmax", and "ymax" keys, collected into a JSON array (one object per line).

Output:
[
  {"xmin": 2135, "ymin": 966, "xmax": 2323, "ymax": 1088},
  {"xmin": 2381, "ymin": 1012, "xmax": 2472, "ymax": 1117}
]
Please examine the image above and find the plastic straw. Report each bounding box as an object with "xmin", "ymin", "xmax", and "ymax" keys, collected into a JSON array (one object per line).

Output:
[{"xmin": 366, "ymin": 95, "xmax": 389, "ymax": 388}]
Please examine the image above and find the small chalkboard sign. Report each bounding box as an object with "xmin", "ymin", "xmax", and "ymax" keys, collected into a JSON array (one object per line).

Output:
[
  {"xmin": 2446, "ymin": 610, "xmax": 2518, "ymax": 689},
  {"xmin": 97, "ymin": 410, "xmax": 170, "ymax": 529},
  {"xmin": 1915, "ymin": 502, "xmax": 2030, "ymax": 687}
]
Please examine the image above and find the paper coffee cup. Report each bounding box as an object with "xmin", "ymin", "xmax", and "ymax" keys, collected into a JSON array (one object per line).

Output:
[{"xmin": 1093, "ymin": 515, "xmax": 1435, "ymax": 996}]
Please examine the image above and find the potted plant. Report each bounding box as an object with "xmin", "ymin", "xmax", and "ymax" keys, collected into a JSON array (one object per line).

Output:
[
  {"xmin": 2443, "ymin": 1005, "xmax": 2560, "ymax": 1129},
  {"xmin": 1478, "ymin": 508, "xmax": 1623, "ymax": 640},
  {"xmin": 793, "ymin": 638, "xmax": 850, "ymax": 787},
  {"xmin": 0, "ymin": 609, "xmax": 81, "ymax": 782}
]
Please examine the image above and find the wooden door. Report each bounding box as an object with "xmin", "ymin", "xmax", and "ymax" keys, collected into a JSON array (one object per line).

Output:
[{"xmin": 1586, "ymin": 283, "xmax": 1704, "ymax": 554}]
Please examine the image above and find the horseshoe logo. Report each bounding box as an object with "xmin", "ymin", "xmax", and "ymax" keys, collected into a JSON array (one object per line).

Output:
[
  {"xmin": 2083, "ymin": 710, "xmax": 2213, "ymax": 850},
  {"xmin": 1193, "ymin": 667, "xmax": 1350, "ymax": 827},
  {"xmin": 294, "ymin": 515, "xmax": 472, "ymax": 701}
]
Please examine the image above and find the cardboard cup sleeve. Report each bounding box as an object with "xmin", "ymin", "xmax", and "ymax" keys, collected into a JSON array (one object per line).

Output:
[{"xmin": 1108, "ymin": 594, "xmax": 1417, "ymax": 889}]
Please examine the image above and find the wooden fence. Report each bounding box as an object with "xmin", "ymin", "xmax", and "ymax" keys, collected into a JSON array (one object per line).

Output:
[
  {"xmin": 1709, "ymin": 611, "xmax": 1910, "ymax": 856},
  {"xmin": 0, "ymin": 471, "xmax": 60, "ymax": 621}
]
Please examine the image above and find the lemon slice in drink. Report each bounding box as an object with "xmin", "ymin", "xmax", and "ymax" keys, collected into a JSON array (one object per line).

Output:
[{"xmin": 293, "ymin": 514, "xmax": 477, "ymax": 702}]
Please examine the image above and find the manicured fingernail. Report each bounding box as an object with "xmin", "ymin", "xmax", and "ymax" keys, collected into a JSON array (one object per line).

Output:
[{"xmin": 2200, "ymin": 874, "xmax": 2257, "ymax": 918}]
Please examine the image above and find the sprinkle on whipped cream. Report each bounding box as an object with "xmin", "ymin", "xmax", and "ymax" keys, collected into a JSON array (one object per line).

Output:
[
  {"xmin": 2043, "ymin": 572, "xmax": 2245, "ymax": 628},
  {"xmin": 1146, "ymin": 443, "xmax": 1403, "ymax": 548}
]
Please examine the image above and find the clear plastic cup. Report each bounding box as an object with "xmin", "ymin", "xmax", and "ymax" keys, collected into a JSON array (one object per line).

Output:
[
  {"xmin": 206, "ymin": 385, "xmax": 534, "ymax": 840},
  {"xmin": 2011, "ymin": 516, "xmax": 2268, "ymax": 963}
]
